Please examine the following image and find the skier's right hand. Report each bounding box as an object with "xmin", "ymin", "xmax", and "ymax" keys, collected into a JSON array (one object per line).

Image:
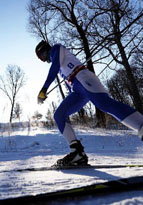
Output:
[{"xmin": 37, "ymin": 88, "xmax": 47, "ymax": 104}]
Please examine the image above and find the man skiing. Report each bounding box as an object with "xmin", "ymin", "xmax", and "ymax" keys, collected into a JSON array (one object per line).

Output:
[{"xmin": 35, "ymin": 40, "xmax": 143, "ymax": 166}]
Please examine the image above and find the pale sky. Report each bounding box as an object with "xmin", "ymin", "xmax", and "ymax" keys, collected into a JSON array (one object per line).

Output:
[{"xmin": 0, "ymin": 0, "xmax": 59, "ymax": 122}]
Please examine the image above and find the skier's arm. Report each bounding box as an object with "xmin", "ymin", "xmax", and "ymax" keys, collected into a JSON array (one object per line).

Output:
[
  {"xmin": 37, "ymin": 45, "xmax": 61, "ymax": 104},
  {"xmin": 42, "ymin": 45, "xmax": 61, "ymax": 90}
]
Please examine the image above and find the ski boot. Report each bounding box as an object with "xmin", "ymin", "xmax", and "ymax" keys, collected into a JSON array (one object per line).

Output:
[{"xmin": 56, "ymin": 140, "xmax": 88, "ymax": 166}]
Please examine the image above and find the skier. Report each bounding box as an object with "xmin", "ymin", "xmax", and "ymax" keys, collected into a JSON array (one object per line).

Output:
[{"xmin": 35, "ymin": 40, "xmax": 143, "ymax": 166}]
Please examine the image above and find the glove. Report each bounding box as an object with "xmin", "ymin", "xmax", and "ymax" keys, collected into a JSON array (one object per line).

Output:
[{"xmin": 37, "ymin": 88, "xmax": 47, "ymax": 104}]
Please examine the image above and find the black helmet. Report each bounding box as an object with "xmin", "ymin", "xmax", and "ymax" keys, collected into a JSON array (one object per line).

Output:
[{"xmin": 35, "ymin": 40, "xmax": 51, "ymax": 60}]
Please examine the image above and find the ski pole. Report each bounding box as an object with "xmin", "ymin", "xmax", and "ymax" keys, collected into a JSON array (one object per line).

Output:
[{"xmin": 46, "ymin": 78, "xmax": 65, "ymax": 96}]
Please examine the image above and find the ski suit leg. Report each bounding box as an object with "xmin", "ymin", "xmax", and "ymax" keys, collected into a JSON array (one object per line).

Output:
[
  {"xmin": 87, "ymin": 92, "xmax": 143, "ymax": 132},
  {"xmin": 54, "ymin": 91, "xmax": 88, "ymax": 144},
  {"xmin": 73, "ymin": 77, "xmax": 143, "ymax": 133}
]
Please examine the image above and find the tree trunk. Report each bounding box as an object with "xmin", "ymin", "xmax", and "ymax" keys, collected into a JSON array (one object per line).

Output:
[
  {"xmin": 10, "ymin": 97, "xmax": 15, "ymax": 123},
  {"xmin": 116, "ymin": 38, "xmax": 142, "ymax": 112},
  {"xmin": 112, "ymin": 6, "xmax": 143, "ymax": 113}
]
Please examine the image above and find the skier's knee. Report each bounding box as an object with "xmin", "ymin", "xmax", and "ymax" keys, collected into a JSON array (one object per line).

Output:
[
  {"xmin": 54, "ymin": 108, "xmax": 67, "ymax": 133},
  {"xmin": 54, "ymin": 108, "xmax": 65, "ymax": 124}
]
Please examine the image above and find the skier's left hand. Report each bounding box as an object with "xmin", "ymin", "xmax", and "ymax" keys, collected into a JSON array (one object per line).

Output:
[{"xmin": 37, "ymin": 88, "xmax": 47, "ymax": 104}]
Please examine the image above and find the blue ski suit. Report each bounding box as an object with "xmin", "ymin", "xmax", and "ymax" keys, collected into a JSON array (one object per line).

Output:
[{"xmin": 41, "ymin": 44, "xmax": 143, "ymax": 143}]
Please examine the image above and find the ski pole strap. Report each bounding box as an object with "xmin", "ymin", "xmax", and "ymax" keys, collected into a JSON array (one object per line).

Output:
[{"xmin": 68, "ymin": 65, "xmax": 87, "ymax": 83}]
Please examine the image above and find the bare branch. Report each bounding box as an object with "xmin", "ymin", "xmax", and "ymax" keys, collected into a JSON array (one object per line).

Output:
[{"xmin": 0, "ymin": 65, "xmax": 26, "ymax": 122}]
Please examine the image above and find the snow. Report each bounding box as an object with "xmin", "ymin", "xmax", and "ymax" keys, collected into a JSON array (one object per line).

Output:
[{"xmin": 0, "ymin": 126, "xmax": 143, "ymax": 204}]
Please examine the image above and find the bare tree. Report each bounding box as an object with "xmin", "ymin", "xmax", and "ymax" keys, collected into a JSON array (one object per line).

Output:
[
  {"xmin": 132, "ymin": 42, "xmax": 143, "ymax": 72},
  {"xmin": 32, "ymin": 111, "xmax": 43, "ymax": 121},
  {"xmin": 89, "ymin": 0, "xmax": 143, "ymax": 112},
  {"xmin": 13, "ymin": 103, "xmax": 22, "ymax": 121},
  {"xmin": 0, "ymin": 65, "xmax": 26, "ymax": 123}
]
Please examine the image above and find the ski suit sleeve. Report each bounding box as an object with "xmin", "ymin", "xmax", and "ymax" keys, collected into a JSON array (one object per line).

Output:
[{"xmin": 42, "ymin": 45, "xmax": 61, "ymax": 90}]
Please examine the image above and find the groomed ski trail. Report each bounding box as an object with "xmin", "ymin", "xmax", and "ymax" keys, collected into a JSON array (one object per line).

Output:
[
  {"xmin": 0, "ymin": 165, "xmax": 143, "ymax": 201},
  {"xmin": 0, "ymin": 174, "xmax": 143, "ymax": 204}
]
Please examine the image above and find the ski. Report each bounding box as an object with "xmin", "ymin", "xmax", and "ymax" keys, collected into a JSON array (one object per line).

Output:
[
  {"xmin": 1, "ymin": 175, "xmax": 143, "ymax": 204},
  {"xmin": 2, "ymin": 164, "xmax": 143, "ymax": 173}
]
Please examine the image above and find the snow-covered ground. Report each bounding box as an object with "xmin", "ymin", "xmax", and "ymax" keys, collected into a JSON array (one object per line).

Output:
[{"xmin": 0, "ymin": 126, "xmax": 143, "ymax": 204}]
